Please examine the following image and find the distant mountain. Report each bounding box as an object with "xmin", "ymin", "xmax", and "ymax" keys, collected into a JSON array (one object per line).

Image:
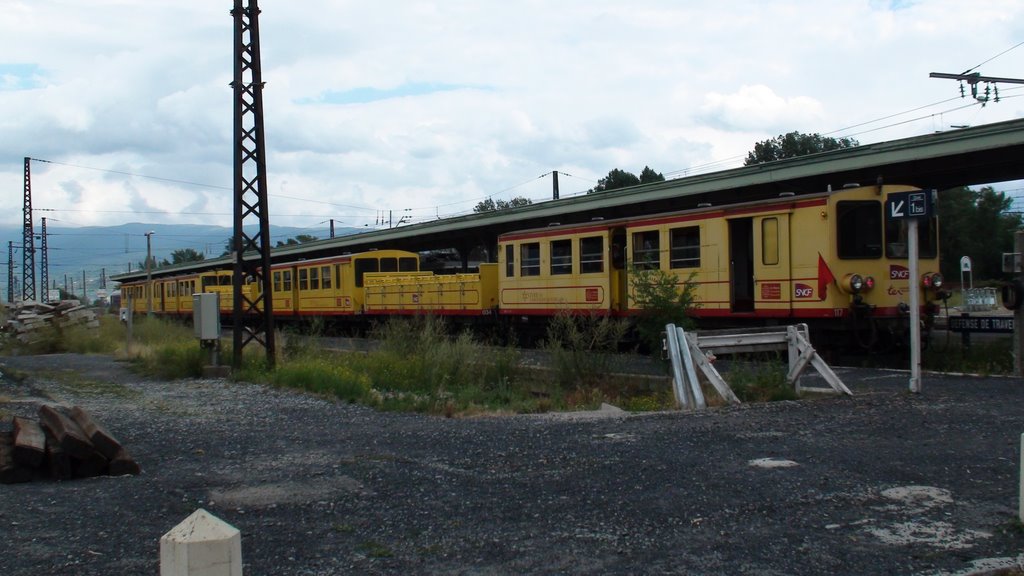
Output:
[{"xmin": 1, "ymin": 222, "xmax": 361, "ymax": 301}]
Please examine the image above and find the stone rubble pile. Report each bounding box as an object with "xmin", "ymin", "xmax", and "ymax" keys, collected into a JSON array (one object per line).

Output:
[{"xmin": 2, "ymin": 300, "xmax": 100, "ymax": 343}]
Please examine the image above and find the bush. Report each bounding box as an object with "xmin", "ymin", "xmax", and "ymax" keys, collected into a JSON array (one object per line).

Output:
[{"xmin": 629, "ymin": 267, "xmax": 698, "ymax": 353}]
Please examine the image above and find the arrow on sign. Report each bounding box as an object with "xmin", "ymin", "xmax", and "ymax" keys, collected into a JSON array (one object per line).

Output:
[{"xmin": 889, "ymin": 199, "xmax": 905, "ymax": 218}]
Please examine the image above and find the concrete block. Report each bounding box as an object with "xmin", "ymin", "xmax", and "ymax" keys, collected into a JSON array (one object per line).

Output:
[{"xmin": 160, "ymin": 508, "xmax": 242, "ymax": 576}]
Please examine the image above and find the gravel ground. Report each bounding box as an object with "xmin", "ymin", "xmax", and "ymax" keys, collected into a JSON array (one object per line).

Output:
[{"xmin": 1, "ymin": 353, "xmax": 1023, "ymax": 575}]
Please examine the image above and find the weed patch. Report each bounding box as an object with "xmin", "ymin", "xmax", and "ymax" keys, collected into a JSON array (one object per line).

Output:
[
  {"xmin": 725, "ymin": 360, "xmax": 798, "ymax": 403},
  {"xmin": 923, "ymin": 336, "xmax": 1013, "ymax": 375}
]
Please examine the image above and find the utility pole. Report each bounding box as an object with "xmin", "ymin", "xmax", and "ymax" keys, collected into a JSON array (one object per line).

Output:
[
  {"xmin": 231, "ymin": 0, "xmax": 276, "ymax": 368},
  {"xmin": 145, "ymin": 231, "xmax": 154, "ymax": 316},
  {"xmin": 39, "ymin": 217, "xmax": 48, "ymax": 303},
  {"xmin": 929, "ymin": 71, "xmax": 1024, "ymax": 105},
  {"xmin": 7, "ymin": 241, "xmax": 13, "ymax": 303},
  {"xmin": 330, "ymin": 219, "xmax": 335, "ymax": 238},
  {"xmin": 22, "ymin": 157, "xmax": 35, "ymax": 302},
  {"xmin": 552, "ymin": 170, "xmax": 560, "ymax": 200}
]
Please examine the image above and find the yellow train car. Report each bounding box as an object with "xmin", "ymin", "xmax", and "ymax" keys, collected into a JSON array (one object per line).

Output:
[
  {"xmin": 199, "ymin": 270, "xmax": 251, "ymax": 315},
  {"xmin": 498, "ymin": 184, "xmax": 944, "ymax": 346},
  {"xmin": 120, "ymin": 282, "xmax": 147, "ymax": 315},
  {"xmin": 270, "ymin": 249, "xmax": 421, "ymax": 317},
  {"xmin": 363, "ymin": 264, "xmax": 500, "ymax": 315},
  {"xmin": 497, "ymin": 223, "xmax": 624, "ymax": 315}
]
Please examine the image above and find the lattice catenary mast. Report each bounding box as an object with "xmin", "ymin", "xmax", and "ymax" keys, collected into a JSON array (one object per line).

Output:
[
  {"xmin": 22, "ymin": 157, "xmax": 35, "ymax": 302},
  {"xmin": 230, "ymin": 0, "xmax": 275, "ymax": 367}
]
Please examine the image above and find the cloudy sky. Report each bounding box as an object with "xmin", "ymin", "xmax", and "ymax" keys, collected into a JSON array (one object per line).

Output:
[{"xmin": 2, "ymin": 0, "xmax": 1023, "ymax": 234}]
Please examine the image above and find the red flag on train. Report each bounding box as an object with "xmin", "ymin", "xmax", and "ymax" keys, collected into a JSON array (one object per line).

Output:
[{"xmin": 817, "ymin": 254, "xmax": 835, "ymax": 301}]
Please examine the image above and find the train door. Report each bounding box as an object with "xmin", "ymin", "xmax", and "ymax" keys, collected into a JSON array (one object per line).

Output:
[
  {"xmin": 753, "ymin": 214, "xmax": 792, "ymax": 315},
  {"xmin": 610, "ymin": 227, "xmax": 627, "ymax": 311},
  {"xmin": 729, "ymin": 218, "xmax": 754, "ymax": 312}
]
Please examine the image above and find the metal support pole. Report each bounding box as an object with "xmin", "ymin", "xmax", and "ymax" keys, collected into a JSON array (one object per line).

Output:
[
  {"xmin": 908, "ymin": 217, "xmax": 922, "ymax": 393},
  {"xmin": 1015, "ymin": 231, "xmax": 1024, "ymax": 378},
  {"xmin": 39, "ymin": 217, "xmax": 48, "ymax": 303},
  {"xmin": 145, "ymin": 231, "xmax": 154, "ymax": 316},
  {"xmin": 7, "ymin": 241, "xmax": 13, "ymax": 304},
  {"xmin": 231, "ymin": 0, "xmax": 276, "ymax": 368},
  {"xmin": 22, "ymin": 157, "xmax": 36, "ymax": 302}
]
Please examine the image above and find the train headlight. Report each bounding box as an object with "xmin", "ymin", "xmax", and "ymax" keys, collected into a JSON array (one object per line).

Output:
[
  {"xmin": 841, "ymin": 273, "xmax": 865, "ymax": 294},
  {"xmin": 922, "ymin": 272, "xmax": 943, "ymax": 289}
]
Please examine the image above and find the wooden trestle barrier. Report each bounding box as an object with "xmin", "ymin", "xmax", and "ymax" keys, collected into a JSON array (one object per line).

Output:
[{"xmin": 665, "ymin": 323, "xmax": 851, "ymax": 410}]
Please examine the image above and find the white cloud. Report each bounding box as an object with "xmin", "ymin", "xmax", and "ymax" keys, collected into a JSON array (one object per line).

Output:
[{"xmin": 700, "ymin": 85, "xmax": 825, "ymax": 132}]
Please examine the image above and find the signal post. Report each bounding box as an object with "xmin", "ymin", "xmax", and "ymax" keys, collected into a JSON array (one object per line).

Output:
[{"xmin": 885, "ymin": 189, "xmax": 934, "ymax": 393}]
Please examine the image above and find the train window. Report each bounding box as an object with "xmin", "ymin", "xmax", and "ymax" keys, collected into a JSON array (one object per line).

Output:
[
  {"xmin": 298, "ymin": 268, "xmax": 309, "ymax": 291},
  {"xmin": 885, "ymin": 217, "xmax": 938, "ymax": 258},
  {"xmin": 282, "ymin": 270, "xmax": 293, "ymax": 292},
  {"xmin": 202, "ymin": 276, "xmax": 217, "ymax": 290},
  {"xmin": 220, "ymin": 275, "xmax": 231, "ymax": 286},
  {"xmin": 355, "ymin": 258, "xmax": 378, "ymax": 287},
  {"xmin": 836, "ymin": 201, "xmax": 882, "ymax": 259},
  {"xmin": 321, "ymin": 266, "xmax": 332, "ymax": 290},
  {"xmin": 310, "ymin": 266, "xmax": 320, "ymax": 290},
  {"xmin": 521, "ymin": 243, "xmax": 541, "ymax": 276},
  {"xmin": 400, "ymin": 257, "xmax": 418, "ymax": 272},
  {"xmin": 505, "ymin": 244, "xmax": 515, "ymax": 277},
  {"xmin": 761, "ymin": 219, "xmax": 779, "ymax": 266},
  {"xmin": 580, "ymin": 236, "xmax": 604, "ymax": 274},
  {"xmin": 380, "ymin": 258, "xmax": 398, "ymax": 272},
  {"xmin": 550, "ymin": 240, "xmax": 572, "ymax": 275},
  {"xmin": 670, "ymin": 227, "xmax": 700, "ymax": 269},
  {"xmin": 632, "ymin": 230, "xmax": 660, "ymax": 270}
]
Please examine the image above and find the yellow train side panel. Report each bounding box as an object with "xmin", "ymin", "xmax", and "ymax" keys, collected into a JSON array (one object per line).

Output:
[{"xmin": 364, "ymin": 265, "xmax": 498, "ymax": 314}]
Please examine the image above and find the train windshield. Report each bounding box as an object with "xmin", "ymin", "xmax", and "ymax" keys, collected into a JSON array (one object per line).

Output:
[
  {"xmin": 884, "ymin": 217, "xmax": 937, "ymax": 259},
  {"xmin": 836, "ymin": 201, "xmax": 883, "ymax": 259}
]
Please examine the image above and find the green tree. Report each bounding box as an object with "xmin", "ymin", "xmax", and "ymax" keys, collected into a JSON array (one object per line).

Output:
[
  {"xmin": 589, "ymin": 169, "xmax": 640, "ymax": 193},
  {"xmin": 170, "ymin": 248, "xmax": 205, "ymax": 264},
  {"xmin": 743, "ymin": 132, "xmax": 859, "ymax": 165},
  {"xmin": 473, "ymin": 196, "xmax": 533, "ymax": 213},
  {"xmin": 639, "ymin": 166, "xmax": 665, "ymax": 184},
  {"xmin": 275, "ymin": 234, "xmax": 319, "ymax": 248},
  {"xmin": 588, "ymin": 166, "xmax": 664, "ymax": 194},
  {"xmin": 938, "ymin": 185, "xmax": 1022, "ymax": 280}
]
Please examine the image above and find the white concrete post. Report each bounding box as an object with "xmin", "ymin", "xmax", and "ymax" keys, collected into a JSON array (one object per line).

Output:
[{"xmin": 160, "ymin": 508, "xmax": 242, "ymax": 576}]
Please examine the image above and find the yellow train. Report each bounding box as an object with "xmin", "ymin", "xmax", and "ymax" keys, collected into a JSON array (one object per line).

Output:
[
  {"xmin": 494, "ymin": 183, "xmax": 944, "ymax": 346},
  {"xmin": 119, "ymin": 184, "xmax": 945, "ymax": 347}
]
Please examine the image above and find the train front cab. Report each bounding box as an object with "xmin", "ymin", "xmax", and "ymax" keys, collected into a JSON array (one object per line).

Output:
[{"xmin": 828, "ymin": 185, "xmax": 943, "ymax": 347}]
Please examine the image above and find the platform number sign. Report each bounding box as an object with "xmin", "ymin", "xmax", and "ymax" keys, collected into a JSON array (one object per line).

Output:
[{"xmin": 886, "ymin": 189, "xmax": 934, "ymax": 220}]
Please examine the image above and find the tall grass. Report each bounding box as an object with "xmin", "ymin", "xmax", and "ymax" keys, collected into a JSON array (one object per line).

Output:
[
  {"xmin": 923, "ymin": 336, "xmax": 1013, "ymax": 375},
  {"xmin": 542, "ymin": 311, "xmax": 632, "ymax": 387},
  {"xmin": 724, "ymin": 358, "xmax": 798, "ymax": 402}
]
